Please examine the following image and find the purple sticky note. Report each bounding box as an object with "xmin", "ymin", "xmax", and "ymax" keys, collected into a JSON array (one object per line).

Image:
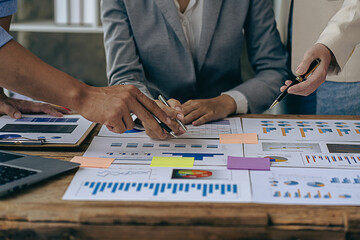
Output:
[{"xmin": 227, "ymin": 156, "xmax": 270, "ymax": 171}]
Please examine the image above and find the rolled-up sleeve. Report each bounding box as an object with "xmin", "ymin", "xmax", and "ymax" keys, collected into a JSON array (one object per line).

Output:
[{"xmin": 0, "ymin": 0, "xmax": 17, "ymax": 48}]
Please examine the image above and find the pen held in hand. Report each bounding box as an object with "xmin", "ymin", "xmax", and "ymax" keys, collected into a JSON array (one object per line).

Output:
[
  {"xmin": 269, "ymin": 58, "xmax": 321, "ymax": 109},
  {"xmin": 151, "ymin": 113, "xmax": 177, "ymax": 138},
  {"xmin": 158, "ymin": 95, "xmax": 187, "ymax": 132}
]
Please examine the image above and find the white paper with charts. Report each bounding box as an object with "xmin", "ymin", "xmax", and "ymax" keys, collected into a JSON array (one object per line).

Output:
[
  {"xmin": 244, "ymin": 140, "xmax": 360, "ymax": 169},
  {"xmin": 242, "ymin": 118, "xmax": 360, "ymax": 142},
  {"xmin": 0, "ymin": 114, "xmax": 93, "ymax": 144},
  {"xmin": 98, "ymin": 118, "xmax": 242, "ymax": 139},
  {"xmin": 62, "ymin": 166, "xmax": 251, "ymax": 203},
  {"xmin": 84, "ymin": 136, "xmax": 243, "ymax": 166},
  {"xmin": 251, "ymin": 167, "xmax": 360, "ymax": 205}
]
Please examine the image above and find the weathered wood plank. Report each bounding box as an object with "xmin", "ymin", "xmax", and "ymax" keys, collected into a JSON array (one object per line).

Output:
[{"xmin": 0, "ymin": 221, "xmax": 346, "ymax": 240}]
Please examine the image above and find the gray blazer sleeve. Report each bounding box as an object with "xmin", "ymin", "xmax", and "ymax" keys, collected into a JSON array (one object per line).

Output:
[
  {"xmin": 101, "ymin": 0, "xmax": 152, "ymax": 98},
  {"xmin": 232, "ymin": 0, "xmax": 289, "ymax": 113}
]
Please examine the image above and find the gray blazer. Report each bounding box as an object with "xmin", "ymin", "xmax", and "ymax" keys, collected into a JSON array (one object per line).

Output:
[{"xmin": 102, "ymin": 0, "xmax": 288, "ymax": 113}]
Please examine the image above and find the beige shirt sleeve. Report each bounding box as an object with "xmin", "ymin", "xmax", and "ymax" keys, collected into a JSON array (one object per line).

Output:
[{"xmin": 316, "ymin": 0, "xmax": 360, "ymax": 73}]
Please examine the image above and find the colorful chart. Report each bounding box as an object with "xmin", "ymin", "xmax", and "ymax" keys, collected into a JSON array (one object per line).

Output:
[
  {"xmin": 63, "ymin": 167, "xmax": 252, "ymax": 202},
  {"xmin": 15, "ymin": 117, "xmax": 79, "ymax": 123},
  {"xmin": 284, "ymin": 181, "xmax": 298, "ymax": 186},
  {"xmin": 339, "ymin": 194, "xmax": 352, "ymax": 199},
  {"xmin": 266, "ymin": 156, "xmax": 288, "ymax": 163},
  {"xmin": 163, "ymin": 152, "xmax": 224, "ymax": 160},
  {"xmin": 242, "ymin": 118, "xmax": 360, "ymax": 142},
  {"xmin": 172, "ymin": 170, "xmax": 213, "ymax": 179},
  {"xmin": 83, "ymin": 181, "xmax": 238, "ymax": 197},
  {"xmin": 302, "ymin": 154, "xmax": 360, "ymax": 168},
  {"xmin": 307, "ymin": 182, "xmax": 325, "ymax": 188}
]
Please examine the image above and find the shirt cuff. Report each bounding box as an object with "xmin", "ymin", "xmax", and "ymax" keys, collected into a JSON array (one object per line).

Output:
[
  {"xmin": 221, "ymin": 90, "xmax": 248, "ymax": 114},
  {"xmin": 0, "ymin": 27, "xmax": 13, "ymax": 48}
]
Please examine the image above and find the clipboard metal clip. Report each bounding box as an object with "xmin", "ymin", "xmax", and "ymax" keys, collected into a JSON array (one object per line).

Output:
[{"xmin": 0, "ymin": 137, "xmax": 46, "ymax": 145}]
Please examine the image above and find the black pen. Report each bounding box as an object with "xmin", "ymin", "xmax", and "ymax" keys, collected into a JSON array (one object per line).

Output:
[
  {"xmin": 151, "ymin": 114, "xmax": 177, "ymax": 138},
  {"xmin": 270, "ymin": 58, "xmax": 321, "ymax": 109},
  {"xmin": 158, "ymin": 94, "xmax": 187, "ymax": 132}
]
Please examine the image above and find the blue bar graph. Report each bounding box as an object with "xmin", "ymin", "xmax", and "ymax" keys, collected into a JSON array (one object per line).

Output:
[
  {"xmin": 303, "ymin": 128, "xmax": 314, "ymax": 132},
  {"xmin": 354, "ymin": 176, "xmax": 360, "ymax": 184},
  {"xmin": 83, "ymin": 181, "xmax": 238, "ymax": 198},
  {"xmin": 16, "ymin": 117, "xmax": 79, "ymax": 123},
  {"xmin": 342, "ymin": 178, "xmax": 351, "ymax": 184},
  {"xmin": 331, "ymin": 177, "xmax": 340, "ymax": 183},
  {"xmin": 283, "ymin": 128, "xmax": 293, "ymax": 133},
  {"xmin": 162, "ymin": 152, "xmax": 224, "ymax": 160}
]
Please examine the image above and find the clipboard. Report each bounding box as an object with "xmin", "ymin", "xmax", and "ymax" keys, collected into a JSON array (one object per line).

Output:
[{"xmin": 0, "ymin": 114, "xmax": 96, "ymax": 148}]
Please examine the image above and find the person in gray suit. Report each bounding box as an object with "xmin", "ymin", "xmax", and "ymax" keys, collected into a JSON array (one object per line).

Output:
[{"xmin": 102, "ymin": 0, "xmax": 289, "ymax": 136}]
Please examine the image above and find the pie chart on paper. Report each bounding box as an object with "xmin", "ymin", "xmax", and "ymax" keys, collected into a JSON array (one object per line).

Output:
[
  {"xmin": 307, "ymin": 182, "xmax": 325, "ymax": 188},
  {"xmin": 265, "ymin": 156, "xmax": 288, "ymax": 163}
]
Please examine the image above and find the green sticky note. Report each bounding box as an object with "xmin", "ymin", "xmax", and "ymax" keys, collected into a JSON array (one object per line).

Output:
[{"xmin": 150, "ymin": 157, "xmax": 194, "ymax": 167}]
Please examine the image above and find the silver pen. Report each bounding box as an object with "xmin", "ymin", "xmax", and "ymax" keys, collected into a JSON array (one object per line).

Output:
[{"xmin": 158, "ymin": 95, "xmax": 187, "ymax": 132}]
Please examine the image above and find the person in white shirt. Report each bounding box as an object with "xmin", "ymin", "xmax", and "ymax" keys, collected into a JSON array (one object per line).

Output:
[{"xmin": 281, "ymin": 0, "xmax": 360, "ymax": 115}]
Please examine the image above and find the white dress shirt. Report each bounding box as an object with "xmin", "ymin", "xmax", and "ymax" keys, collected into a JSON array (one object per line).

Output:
[
  {"xmin": 316, "ymin": 0, "xmax": 360, "ymax": 76},
  {"xmin": 173, "ymin": 0, "xmax": 248, "ymax": 113}
]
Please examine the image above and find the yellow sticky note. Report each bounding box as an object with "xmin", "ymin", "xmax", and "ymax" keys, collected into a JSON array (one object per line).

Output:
[
  {"xmin": 150, "ymin": 157, "xmax": 194, "ymax": 167},
  {"xmin": 219, "ymin": 133, "xmax": 258, "ymax": 144},
  {"xmin": 71, "ymin": 156, "xmax": 115, "ymax": 168}
]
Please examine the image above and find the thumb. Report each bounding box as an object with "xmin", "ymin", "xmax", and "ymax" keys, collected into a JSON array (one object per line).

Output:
[{"xmin": 296, "ymin": 55, "xmax": 314, "ymax": 76}]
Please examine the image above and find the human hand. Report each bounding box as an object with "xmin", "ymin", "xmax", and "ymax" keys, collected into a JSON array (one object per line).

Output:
[
  {"xmin": 76, "ymin": 85, "xmax": 176, "ymax": 139},
  {"xmin": 182, "ymin": 95, "xmax": 236, "ymax": 126},
  {"xmin": 0, "ymin": 93, "xmax": 69, "ymax": 119},
  {"xmin": 280, "ymin": 43, "xmax": 332, "ymax": 96},
  {"xmin": 142, "ymin": 98, "xmax": 186, "ymax": 139}
]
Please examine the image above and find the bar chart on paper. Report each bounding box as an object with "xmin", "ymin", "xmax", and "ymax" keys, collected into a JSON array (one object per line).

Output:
[
  {"xmin": 0, "ymin": 114, "xmax": 93, "ymax": 144},
  {"xmin": 84, "ymin": 137, "xmax": 243, "ymax": 166},
  {"xmin": 251, "ymin": 167, "xmax": 360, "ymax": 205},
  {"xmin": 301, "ymin": 153, "xmax": 360, "ymax": 168},
  {"xmin": 81, "ymin": 181, "xmax": 239, "ymax": 199},
  {"xmin": 98, "ymin": 118, "xmax": 243, "ymax": 138},
  {"xmin": 63, "ymin": 167, "xmax": 252, "ymax": 202},
  {"xmin": 242, "ymin": 118, "xmax": 360, "ymax": 141}
]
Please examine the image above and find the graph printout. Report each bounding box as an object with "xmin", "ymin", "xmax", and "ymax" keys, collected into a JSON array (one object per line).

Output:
[
  {"xmin": 242, "ymin": 118, "xmax": 360, "ymax": 142},
  {"xmin": 84, "ymin": 137, "xmax": 243, "ymax": 166},
  {"xmin": 0, "ymin": 114, "xmax": 92, "ymax": 144},
  {"xmin": 244, "ymin": 140, "xmax": 360, "ymax": 169},
  {"xmin": 98, "ymin": 118, "xmax": 243, "ymax": 139},
  {"xmin": 63, "ymin": 166, "xmax": 251, "ymax": 202},
  {"xmin": 251, "ymin": 167, "xmax": 360, "ymax": 205}
]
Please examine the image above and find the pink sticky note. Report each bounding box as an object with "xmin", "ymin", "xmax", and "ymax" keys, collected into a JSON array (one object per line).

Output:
[
  {"xmin": 227, "ymin": 156, "xmax": 270, "ymax": 171},
  {"xmin": 70, "ymin": 156, "xmax": 115, "ymax": 168},
  {"xmin": 219, "ymin": 133, "xmax": 258, "ymax": 144}
]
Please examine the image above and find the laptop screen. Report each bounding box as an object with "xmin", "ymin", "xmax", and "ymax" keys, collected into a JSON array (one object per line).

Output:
[{"xmin": 0, "ymin": 152, "xmax": 22, "ymax": 162}]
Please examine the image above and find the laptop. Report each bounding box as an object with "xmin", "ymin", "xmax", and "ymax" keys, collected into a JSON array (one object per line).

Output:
[{"xmin": 0, "ymin": 150, "xmax": 79, "ymax": 197}]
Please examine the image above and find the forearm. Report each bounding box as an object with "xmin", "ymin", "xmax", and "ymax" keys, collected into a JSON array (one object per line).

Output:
[
  {"xmin": 316, "ymin": 0, "xmax": 360, "ymax": 71},
  {"xmin": 0, "ymin": 40, "xmax": 90, "ymax": 111}
]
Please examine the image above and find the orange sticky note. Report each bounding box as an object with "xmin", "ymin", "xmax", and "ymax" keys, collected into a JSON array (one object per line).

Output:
[
  {"xmin": 70, "ymin": 156, "xmax": 115, "ymax": 168},
  {"xmin": 219, "ymin": 133, "xmax": 258, "ymax": 144}
]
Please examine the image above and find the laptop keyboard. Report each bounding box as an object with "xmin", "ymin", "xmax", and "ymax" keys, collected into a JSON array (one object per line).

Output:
[{"xmin": 0, "ymin": 165, "xmax": 37, "ymax": 185}]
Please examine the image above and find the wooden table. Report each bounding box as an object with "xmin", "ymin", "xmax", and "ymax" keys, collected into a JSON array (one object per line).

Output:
[{"xmin": 1, "ymin": 114, "xmax": 360, "ymax": 240}]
